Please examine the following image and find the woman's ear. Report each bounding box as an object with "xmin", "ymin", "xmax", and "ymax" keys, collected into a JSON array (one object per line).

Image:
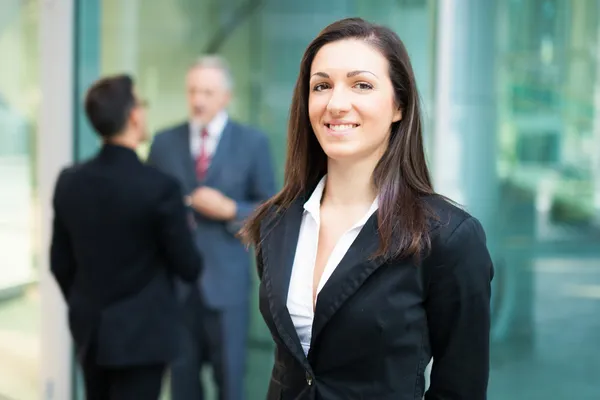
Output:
[{"xmin": 392, "ymin": 107, "xmax": 402, "ymax": 123}]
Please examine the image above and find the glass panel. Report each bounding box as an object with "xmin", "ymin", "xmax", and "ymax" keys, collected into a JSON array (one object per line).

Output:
[
  {"xmin": 71, "ymin": 1, "xmax": 102, "ymax": 397},
  {"xmin": 491, "ymin": 0, "xmax": 600, "ymax": 398},
  {"xmin": 68, "ymin": 0, "xmax": 600, "ymax": 398},
  {"xmin": 73, "ymin": 1, "xmax": 436, "ymax": 399},
  {"xmin": 0, "ymin": 1, "xmax": 41, "ymax": 399}
]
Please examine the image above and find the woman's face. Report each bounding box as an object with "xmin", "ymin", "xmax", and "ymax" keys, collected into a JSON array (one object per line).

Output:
[{"xmin": 308, "ymin": 39, "xmax": 402, "ymax": 164}]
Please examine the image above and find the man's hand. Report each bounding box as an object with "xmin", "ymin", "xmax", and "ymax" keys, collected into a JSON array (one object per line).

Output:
[{"xmin": 189, "ymin": 186, "xmax": 237, "ymax": 221}]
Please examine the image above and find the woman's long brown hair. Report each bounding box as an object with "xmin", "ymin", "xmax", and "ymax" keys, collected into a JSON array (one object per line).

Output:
[{"xmin": 240, "ymin": 17, "xmax": 437, "ymax": 262}]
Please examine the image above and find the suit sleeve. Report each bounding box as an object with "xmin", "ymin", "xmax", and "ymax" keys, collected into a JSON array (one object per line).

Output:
[
  {"xmin": 147, "ymin": 134, "xmax": 164, "ymax": 169},
  {"xmin": 424, "ymin": 216, "xmax": 494, "ymax": 400},
  {"xmin": 156, "ymin": 178, "xmax": 202, "ymax": 282},
  {"xmin": 233, "ymin": 133, "xmax": 276, "ymax": 222},
  {"xmin": 50, "ymin": 171, "xmax": 77, "ymax": 299}
]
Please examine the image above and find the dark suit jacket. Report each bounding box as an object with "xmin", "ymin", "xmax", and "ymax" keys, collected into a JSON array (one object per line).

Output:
[
  {"xmin": 257, "ymin": 193, "xmax": 494, "ymax": 399},
  {"xmin": 50, "ymin": 144, "xmax": 202, "ymax": 367},
  {"xmin": 148, "ymin": 120, "xmax": 276, "ymax": 309}
]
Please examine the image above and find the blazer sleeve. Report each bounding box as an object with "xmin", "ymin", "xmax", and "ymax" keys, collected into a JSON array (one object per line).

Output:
[
  {"xmin": 156, "ymin": 177, "xmax": 203, "ymax": 282},
  {"xmin": 50, "ymin": 170, "xmax": 77, "ymax": 299},
  {"xmin": 147, "ymin": 133, "xmax": 164, "ymax": 169},
  {"xmin": 255, "ymin": 245, "xmax": 265, "ymax": 282},
  {"xmin": 229, "ymin": 133, "xmax": 276, "ymax": 228},
  {"xmin": 424, "ymin": 216, "xmax": 494, "ymax": 400}
]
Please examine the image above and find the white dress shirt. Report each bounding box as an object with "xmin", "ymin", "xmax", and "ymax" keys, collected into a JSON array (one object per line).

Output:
[
  {"xmin": 286, "ymin": 176, "xmax": 379, "ymax": 355},
  {"xmin": 189, "ymin": 110, "xmax": 228, "ymax": 158}
]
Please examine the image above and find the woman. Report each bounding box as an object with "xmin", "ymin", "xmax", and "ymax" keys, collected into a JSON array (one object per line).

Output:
[{"xmin": 241, "ymin": 17, "xmax": 494, "ymax": 400}]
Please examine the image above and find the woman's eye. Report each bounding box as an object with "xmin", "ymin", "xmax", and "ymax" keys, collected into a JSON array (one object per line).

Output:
[
  {"xmin": 355, "ymin": 82, "xmax": 373, "ymax": 90},
  {"xmin": 312, "ymin": 83, "xmax": 330, "ymax": 92}
]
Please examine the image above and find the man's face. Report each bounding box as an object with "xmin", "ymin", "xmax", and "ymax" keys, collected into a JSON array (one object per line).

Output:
[{"xmin": 186, "ymin": 66, "xmax": 231, "ymax": 125}]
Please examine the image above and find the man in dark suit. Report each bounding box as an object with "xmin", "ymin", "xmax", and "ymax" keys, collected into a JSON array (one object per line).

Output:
[
  {"xmin": 50, "ymin": 75, "xmax": 203, "ymax": 400},
  {"xmin": 148, "ymin": 55, "xmax": 276, "ymax": 400}
]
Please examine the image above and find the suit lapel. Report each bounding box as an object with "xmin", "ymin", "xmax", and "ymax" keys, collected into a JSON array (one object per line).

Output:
[
  {"xmin": 310, "ymin": 215, "xmax": 384, "ymax": 346},
  {"xmin": 260, "ymin": 199, "xmax": 311, "ymax": 369},
  {"xmin": 204, "ymin": 121, "xmax": 234, "ymax": 185}
]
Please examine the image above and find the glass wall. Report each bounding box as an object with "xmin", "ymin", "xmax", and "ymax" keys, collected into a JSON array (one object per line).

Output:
[
  {"xmin": 68, "ymin": 0, "xmax": 600, "ymax": 399},
  {"xmin": 489, "ymin": 0, "xmax": 600, "ymax": 398},
  {"xmin": 73, "ymin": 0, "xmax": 436, "ymax": 398},
  {"xmin": 0, "ymin": 0, "xmax": 41, "ymax": 399}
]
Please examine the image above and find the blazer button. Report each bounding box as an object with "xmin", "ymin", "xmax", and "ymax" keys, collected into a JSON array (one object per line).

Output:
[{"xmin": 306, "ymin": 372, "xmax": 313, "ymax": 386}]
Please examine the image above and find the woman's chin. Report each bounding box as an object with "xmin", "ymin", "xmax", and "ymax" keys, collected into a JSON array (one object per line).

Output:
[{"xmin": 322, "ymin": 144, "xmax": 363, "ymax": 161}]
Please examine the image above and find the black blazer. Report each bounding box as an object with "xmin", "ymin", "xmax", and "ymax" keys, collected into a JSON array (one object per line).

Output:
[
  {"xmin": 257, "ymin": 194, "xmax": 494, "ymax": 399},
  {"xmin": 50, "ymin": 144, "xmax": 202, "ymax": 367}
]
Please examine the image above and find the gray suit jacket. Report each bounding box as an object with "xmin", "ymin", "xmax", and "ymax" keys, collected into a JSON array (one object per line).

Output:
[{"xmin": 148, "ymin": 120, "xmax": 276, "ymax": 309}]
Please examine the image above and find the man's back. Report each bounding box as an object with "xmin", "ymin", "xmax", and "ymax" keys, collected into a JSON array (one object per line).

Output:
[{"xmin": 51, "ymin": 144, "xmax": 201, "ymax": 367}]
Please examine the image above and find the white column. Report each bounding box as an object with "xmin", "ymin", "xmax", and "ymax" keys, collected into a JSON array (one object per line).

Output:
[
  {"xmin": 434, "ymin": 0, "xmax": 540, "ymax": 344},
  {"xmin": 593, "ymin": 10, "xmax": 600, "ymax": 227},
  {"xmin": 432, "ymin": 0, "xmax": 498, "ymax": 233},
  {"xmin": 39, "ymin": 0, "xmax": 74, "ymax": 399}
]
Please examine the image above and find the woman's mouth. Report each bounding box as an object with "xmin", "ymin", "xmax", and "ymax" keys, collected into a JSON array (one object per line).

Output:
[{"xmin": 325, "ymin": 123, "xmax": 360, "ymax": 136}]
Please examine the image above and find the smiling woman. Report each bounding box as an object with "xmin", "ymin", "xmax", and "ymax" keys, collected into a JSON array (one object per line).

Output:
[
  {"xmin": 240, "ymin": 17, "xmax": 494, "ymax": 400},
  {"xmin": 308, "ymin": 39, "xmax": 402, "ymax": 168}
]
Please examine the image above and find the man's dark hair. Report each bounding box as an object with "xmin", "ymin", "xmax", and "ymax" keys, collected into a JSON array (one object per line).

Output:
[{"xmin": 84, "ymin": 74, "xmax": 136, "ymax": 138}]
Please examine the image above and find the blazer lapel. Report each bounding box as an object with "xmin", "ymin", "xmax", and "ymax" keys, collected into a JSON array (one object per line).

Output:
[
  {"xmin": 310, "ymin": 215, "xmax": 385, "ymax": 346},
  {"xmin": 260, "ymin": 199, "xmax": 311, "ymax": 370},
  {"xmin": 204, "ymin": 121, "xmax": 233, "ymax": 185}
]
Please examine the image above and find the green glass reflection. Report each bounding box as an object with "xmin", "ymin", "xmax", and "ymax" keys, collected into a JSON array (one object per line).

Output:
[
  {"xmin": 0, "ymin": 1, "xmax": 41, "ymax": 400},
  {"xmin": 71, "ymin": 0, "xmax": 600, "ymax": 399}
]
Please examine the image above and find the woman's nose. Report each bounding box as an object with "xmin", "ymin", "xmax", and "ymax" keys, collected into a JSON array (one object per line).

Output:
[{"xmin": 326, "ymin": 86, "xmax": 351, "ymax": 114}]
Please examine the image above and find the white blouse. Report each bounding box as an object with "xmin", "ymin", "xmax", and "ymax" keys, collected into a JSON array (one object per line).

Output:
[{"xmin": 286, "ymin": 176, "xmax": 379, "ymax": 355}]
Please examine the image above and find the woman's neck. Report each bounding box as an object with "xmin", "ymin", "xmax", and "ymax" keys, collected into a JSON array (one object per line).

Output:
[{"xmin": 322, "ymin": 157, "xmax": 378, "ymax": 207}]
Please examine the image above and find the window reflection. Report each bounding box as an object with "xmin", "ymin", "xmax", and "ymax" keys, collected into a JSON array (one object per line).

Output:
[{"xmin": 0, "ymin": 1, "xmax": 41, "ymax": 399}]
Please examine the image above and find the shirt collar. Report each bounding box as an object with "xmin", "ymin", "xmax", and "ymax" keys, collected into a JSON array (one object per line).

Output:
[
  {"xmin": 303, "ymin": 176, "xmax": 326, "ymax": 217},
  {"xmin": 190, "ymin": 110, "xmax": 229, "ymax": 139},
  {"xmin": 303, "ymin": 175, "xmax": 379, "ymax": 229}
]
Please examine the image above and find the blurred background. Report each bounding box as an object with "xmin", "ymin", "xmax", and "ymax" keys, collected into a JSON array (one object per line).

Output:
[{"xmin": 1, "ymin": 0, "xmax": 599, "ymax": 399}]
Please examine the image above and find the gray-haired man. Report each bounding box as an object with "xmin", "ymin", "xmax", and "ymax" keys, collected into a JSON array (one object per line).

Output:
[{"xmin": 148, "ymin": 56, "xmax": 276, "ymax": 400}]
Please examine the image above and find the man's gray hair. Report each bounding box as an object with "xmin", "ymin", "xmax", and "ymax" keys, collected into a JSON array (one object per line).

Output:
[{"xmin": 189, "ymin": 55, "xmax": 234, "ymax": 90}]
